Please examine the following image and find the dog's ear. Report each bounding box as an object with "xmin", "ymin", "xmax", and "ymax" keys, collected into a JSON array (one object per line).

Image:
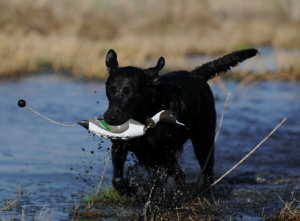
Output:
[
  {"xmin": 155, "ymin": 57, "xmax": 165, "ymax": 72},
  {"xmin": 147, "ymin": 57, "xmax": 165, "ymax": 78},
  {"xmin": 106, "ymin": 49, "xmax": 119, "ymax": 73}
]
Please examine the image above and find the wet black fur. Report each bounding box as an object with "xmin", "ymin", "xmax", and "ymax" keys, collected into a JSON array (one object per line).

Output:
[{"xmin": 103, "ymin": 49, "xmax": 258, "ymax": 196}]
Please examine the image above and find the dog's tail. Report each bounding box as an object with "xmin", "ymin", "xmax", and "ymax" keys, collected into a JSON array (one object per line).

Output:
[{"xmin": 191, "ymin": 49, "xmax": 259, "ymax": 82}]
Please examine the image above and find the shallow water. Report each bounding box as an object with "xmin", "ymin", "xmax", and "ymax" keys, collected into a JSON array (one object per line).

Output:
[{"xmin": 0, "ymin": 73, "xmax": 299, "ymax": 220}]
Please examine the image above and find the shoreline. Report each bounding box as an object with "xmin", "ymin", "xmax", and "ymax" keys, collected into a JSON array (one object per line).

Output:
[{"xmin": 1, "ymin": 64, "xmax": 300, "ymax": 82}]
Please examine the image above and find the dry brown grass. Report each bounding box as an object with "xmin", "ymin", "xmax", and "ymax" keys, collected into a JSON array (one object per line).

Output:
[
  {"xmin": 155, "ymin": 198, "xmax": 222, "ymax": 221},
  {"xmin": 0, "ymin": 187, "xmax": 32, "ymax": 221},
  {"xmin": 0, "ymin": 186, "xmax": 29, "ymax": 213},
  {"xmin": 266, "ymin": 188, "xmax": 300, "ymax": 221},
  {"xmin": 266, "ymin": 205, "xmax": 300, "ymax": 220},
  {"xmin": 1, "ymin": 0, "xmax": 300, "ymax": 79}
]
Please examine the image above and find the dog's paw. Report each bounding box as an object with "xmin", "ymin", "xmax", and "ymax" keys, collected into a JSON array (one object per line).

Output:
[{"xmin": 112, "ymin": 177, "xmax": 138, "ymax": 196}]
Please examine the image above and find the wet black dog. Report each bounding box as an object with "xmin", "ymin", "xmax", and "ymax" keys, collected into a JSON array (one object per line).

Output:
[{"xmin": 103, "ymin": 49, "xmax": 258, "ymax": 198}]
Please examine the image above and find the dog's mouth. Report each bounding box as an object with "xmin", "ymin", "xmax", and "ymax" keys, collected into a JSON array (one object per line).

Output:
[
  {"xmin": 105, "ymin": 118, "xmax": 128, "ymax": 126},
  {"xmin": 103, "ymin": 111, "xmax": 132, "ymax": 126}
]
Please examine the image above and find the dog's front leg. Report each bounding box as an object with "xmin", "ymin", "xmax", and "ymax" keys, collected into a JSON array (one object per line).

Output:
[
  {"xmin": 138, "ymin": 166, "xmax": 166, "ymax": 221},
  {"xmin": 111, "ymin": 141, "xmax": 137, "ymax": 195}
]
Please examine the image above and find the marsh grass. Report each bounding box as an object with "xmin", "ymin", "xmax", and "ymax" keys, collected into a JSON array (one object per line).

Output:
[
  {"xmin": 155, "ymin": 198, "xmax": 222, "ymax": 221},
  {"xmin": 81, "ymin": 186, "xmax": 222, "ymax": 220},
  {"xmin": 266, "ymin": 189, "xmax": 300, "ymax": 221},
  {"xmin": 0, "ymin": 187, "xmax": 54, "ymax": 221},
  {"xmin": 0, "ymin": 186, "xmax": 25, "ymax": 213},
  {"xmin": 71, "ymin": 186, "xmax": 138, "ymax": 219},
  {"xmin": 85, "ymin": 185, "xmax": 135, "ymax": 206},
  {"xmin": 1, "ymin": 0, "xmax": 300, "ymax": 79}
]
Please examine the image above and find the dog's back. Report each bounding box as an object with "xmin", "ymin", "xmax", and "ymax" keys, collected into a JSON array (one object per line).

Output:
[{"xmin": 156, "ymin": 48, "xmax": 258, "ymax": 146}]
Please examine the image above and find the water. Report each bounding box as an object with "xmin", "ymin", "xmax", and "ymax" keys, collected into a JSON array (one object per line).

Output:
[{"xmin": 0, "ymin": 73, "xmax": 299, "ymax": 220}]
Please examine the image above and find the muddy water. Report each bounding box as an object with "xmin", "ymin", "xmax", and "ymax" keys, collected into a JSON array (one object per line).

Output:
[{"xmin": 0, "ymin": 73, "xmax": 299, "ymax": 220}]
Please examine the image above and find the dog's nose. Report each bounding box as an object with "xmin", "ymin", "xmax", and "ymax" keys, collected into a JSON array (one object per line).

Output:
[
  {"xmin": 104, "ymin": 108, "xmax": 123, "ymax": 125},
  {"xmin": 106, "ymin": 116, "xmax": 117, "ymax": 123},
  {"xmin": 104, "ymin": 112, "xmax": 120, "ymax": 125}
]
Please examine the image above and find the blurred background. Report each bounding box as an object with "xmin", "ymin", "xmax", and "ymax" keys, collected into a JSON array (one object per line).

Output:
[
  {"xmin": 0, "ymin": 0, "xmax": 300, "ymax": 220},
  {"xmin": 0, "ymin": 0, "xmax": 300, "ymax": 79}
]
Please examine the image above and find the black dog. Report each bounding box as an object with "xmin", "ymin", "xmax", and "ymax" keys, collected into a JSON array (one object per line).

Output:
[{"xmin": 103, "ymin": 49, "xmax": 258, "ymax": 198}]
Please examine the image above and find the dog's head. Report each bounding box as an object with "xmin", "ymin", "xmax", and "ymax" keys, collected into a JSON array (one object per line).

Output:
[{"xmin": 103, "ymin": 49, "xmax": 165, "ymax": 125}]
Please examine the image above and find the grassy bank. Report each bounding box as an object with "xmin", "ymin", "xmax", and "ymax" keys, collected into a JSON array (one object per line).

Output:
[
  {"xmin": 2, "ymin": 187, "xmax": 299, "ymax": 220},
  {"xmin": 1, "ymin": 0, "xmax": 300, "ymax": 79}
]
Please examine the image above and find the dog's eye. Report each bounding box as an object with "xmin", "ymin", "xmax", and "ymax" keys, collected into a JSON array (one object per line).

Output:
[
  {"xmin": 123, "ymin": 87, "xmax": 133, "ymax": 95},
  {"xmin": 124, "ymin": 91, "xmax": 132, "ymax": 95},
  {"xmin": 107, "ymin": 87, "xmax": 116, "ymax": 93}
]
